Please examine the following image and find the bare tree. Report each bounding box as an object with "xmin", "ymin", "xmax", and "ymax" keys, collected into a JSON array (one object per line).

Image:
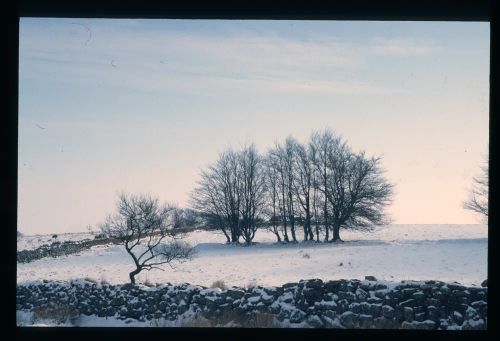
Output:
[
  {"xmin": 267, "ymin": 139, "xmax": 301, "ymax": 243},
  {"xmin": 464, "ymin": 159, "xmax": 488, "ymax": 220},
  {"xmin": 191, "ymin": 145, "xmax": 266, "ymax": 245},
  {"xmin": 313, "ymin": 130, "xmax": 394, "ymax": 242},
  {"xmin": 336, "ymin": 153, "xmax": 393, "ymax": 240},
  {"xmin": 100, "ymin": 193, "xmax": 194, "ymax": 284},
  {"xmin": 292, "ymin": 141, "xmax": 315, "ymax": 241},
  {"xmin": 309, "ymin": 129, "xmax": 394, "ymax": 242},
  {"xmin": 267, "ymin": 146, "xmax": 289, "ymax": 242},
  {"xmin": 191, "ymin": 150, "xmax": 242, "ymax": 243},
  {"xmin": 311, "ymin": 173, "xmax": 322, "ymax": 242},
  {"xmin": 238, "ymin": 144, "xmax": 267, "ymax": 245},
  {"xmin": 310, "ymin": 130, "xmax": 338, "ymax": 241},
  {"xmin": 283, "ymin": 138, "xmax": 298, "ymax": 242},
  {"xmin": 263, "ymin": 156, "xmax": 283, "ymax": 242}
]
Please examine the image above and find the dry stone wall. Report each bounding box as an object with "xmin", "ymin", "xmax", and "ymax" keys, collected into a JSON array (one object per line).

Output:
[{"xmin": 16, "ymin": 278, "xmax": 487, "ymax": 329}]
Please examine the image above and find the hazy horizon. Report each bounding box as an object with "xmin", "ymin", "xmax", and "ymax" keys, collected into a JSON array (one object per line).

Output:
[
  {"xmin": 18, "ymin": 19, "xmax": 489, "ymax": 235},
  {"xmin": 19, "ymin": 224, "xmax": 488, "ymax": 237}
]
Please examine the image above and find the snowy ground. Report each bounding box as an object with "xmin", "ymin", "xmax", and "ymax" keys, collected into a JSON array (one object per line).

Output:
[
  {"xmin": 17, "ymin": 224, "xmax": 487, "ymax": 287},
  {"xmin": 16, "ymin": 309, "xmax": 302, "ymax": 328},
  {"xmin": 16, "ymin": 310, "xmax": 202, "ymax": 327}
]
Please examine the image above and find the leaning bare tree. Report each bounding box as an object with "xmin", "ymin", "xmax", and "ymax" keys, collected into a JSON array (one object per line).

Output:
[
  {"xmin": 100, "ymin": 193, "xmax": 194, "ymax": 284},
  {"xmin": 463, "ymin": 159, "xmax": 488, "ymax": 220}
]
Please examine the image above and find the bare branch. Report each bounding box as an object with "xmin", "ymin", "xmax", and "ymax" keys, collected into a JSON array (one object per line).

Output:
[{"xmin": 463, "ymin": 157, "xmax": 488, "ymax": 220}]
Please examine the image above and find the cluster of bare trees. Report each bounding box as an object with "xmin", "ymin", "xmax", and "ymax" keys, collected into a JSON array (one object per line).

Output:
[
  {"xmin": 96, "ymin": 132, "xmax": 487, "ymax": 283},
  {"xmin": 192, "ymin": 129, "xmax": 394, "ymax": 245},
  {"xmin": 97, "ymin": 138, "xmax": 486, "ymax": 283}
]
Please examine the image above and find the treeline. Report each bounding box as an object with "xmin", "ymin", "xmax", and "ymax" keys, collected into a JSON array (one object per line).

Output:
[{"xmin": 190, "ymin": 129, "xmax": 394, "ymax": 245}]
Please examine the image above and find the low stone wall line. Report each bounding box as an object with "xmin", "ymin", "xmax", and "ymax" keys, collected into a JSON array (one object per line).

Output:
[{"xmin": 16, "ymin": 278, "xmax": 487, "ymax": 329}]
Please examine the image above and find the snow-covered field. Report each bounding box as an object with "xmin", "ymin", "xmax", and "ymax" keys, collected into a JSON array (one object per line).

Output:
[{"xmin": 17, "ymin": 224, "xmax": 488, "ymax": 287}]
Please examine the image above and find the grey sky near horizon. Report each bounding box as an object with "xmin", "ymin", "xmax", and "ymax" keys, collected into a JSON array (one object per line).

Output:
[{"xmin": 18, "ymin": 19, "xmax": 489, "ymax": 235}]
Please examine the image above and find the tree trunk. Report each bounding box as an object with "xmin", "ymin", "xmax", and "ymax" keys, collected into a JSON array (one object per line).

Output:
[
  {"xmin": 332, "ymin": 223, "xmax": 343, "ymax": 242},
  {"xmin": 275, "ymin": 232, "xmax": 282, "ymax": 243},
  {"xmin": 283, "ymin": 218, "xmax": 289, "ymax": 242},
  {"xmin": 272, "ymin": 204, "xmax": 281, "ymax": 243},
  {"xmin": 303, "ymin": 221, "xmax": 312, "ymax": 241},
  {"xmin": 323, "ymin": 198, "xmax": 329, "ymax": 242},
  {"xmin": 273, "ymin": 226, "xmax": 282, "ymax": 243},
  {"xmin": 313, "ymin": 188, "xmax": 320, "ymax": 242},
  {"xmin": 304, "ymin": 209, "xmax": 313, "ymax": 241},
  {"xmin": 304, "ymin": 195, "xmax": 313, "ymax": 241},
  {"xmin": 129, "ymin": 268, "xmax": 141, "ymax": 284},
  {"xmin": 290, "ymin": 224, "xmax": 297, "ymax": 242},
  {"xmin": 230, "ymin": 227, "xmax": 239, "ymax": 243},
  {"xmin": 288, "ymin": 202, "xmax": 297, "ymax": 242},
  {"xmin": 221, "ymin": 227, "xmax": 231, "ymax": 243}
]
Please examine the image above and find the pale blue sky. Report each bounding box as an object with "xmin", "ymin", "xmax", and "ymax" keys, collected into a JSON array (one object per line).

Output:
[{"xmin": 18, "ymin": 19, "xmax": 489, "ymax": 234}]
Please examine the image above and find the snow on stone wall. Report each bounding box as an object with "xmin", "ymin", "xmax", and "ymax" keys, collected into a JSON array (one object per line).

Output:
[{"xmin": 16, "ymin": 278, "xmax": 487, "ymax": 329}]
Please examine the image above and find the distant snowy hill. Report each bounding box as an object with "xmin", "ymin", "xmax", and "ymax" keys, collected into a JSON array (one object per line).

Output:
[{"xmin": 17, "ymin": 232, "xmax": 95, "ymax": 251}]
